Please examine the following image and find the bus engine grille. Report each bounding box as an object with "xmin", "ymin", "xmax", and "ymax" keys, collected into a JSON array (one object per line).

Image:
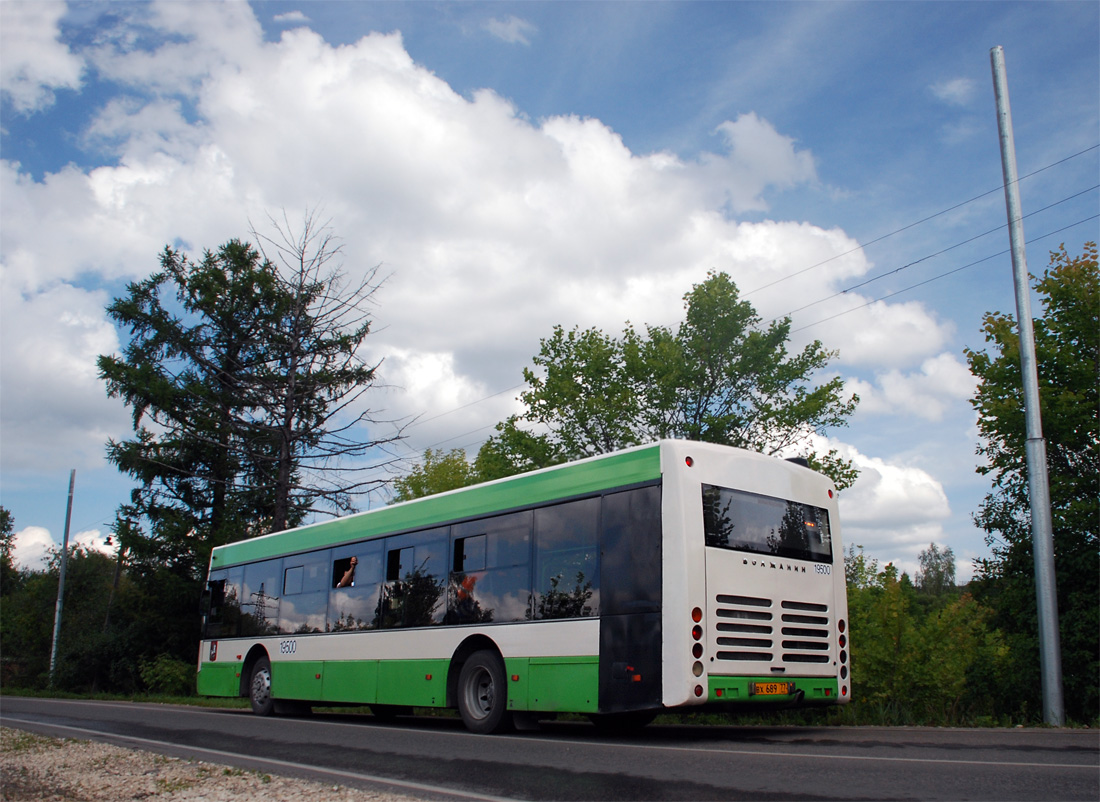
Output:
[{"xmin": 713, "ymin": 594, "xmax": 832, "ymax": 665}]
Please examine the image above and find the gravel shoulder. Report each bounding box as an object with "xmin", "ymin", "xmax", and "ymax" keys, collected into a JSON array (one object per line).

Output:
[{"xmin": 0, "ymin": 727, "xmax": 422, "ymax": 802}]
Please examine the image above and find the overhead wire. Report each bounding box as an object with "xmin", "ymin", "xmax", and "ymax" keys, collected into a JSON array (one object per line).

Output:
[
  {"xmin": 742, "ymin": 143, "xmax": 1099, "ymax": 299},
  {"xmin": 770, "ymin": 183, "xmax": 1099, "ymax": 325},
  {"xmin": 790, "ymin": 214, "xmax": 1099, "ymax": 335}
]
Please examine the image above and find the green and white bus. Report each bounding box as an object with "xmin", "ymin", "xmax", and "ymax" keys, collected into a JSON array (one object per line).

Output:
[{"xmin": 197, "ymin": 440, "xmax": 850, "ymax": 733}]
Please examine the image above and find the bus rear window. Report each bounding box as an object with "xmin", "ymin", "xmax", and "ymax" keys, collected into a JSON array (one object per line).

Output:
[{"xmin": 702, "ymin": 484, "xmax": 832, "ymax": 563}]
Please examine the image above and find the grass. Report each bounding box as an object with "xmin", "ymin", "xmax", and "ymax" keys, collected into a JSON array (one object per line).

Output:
[{"xmin": 0, "ymin": 729, "xmax": 81, "ymax": 754}]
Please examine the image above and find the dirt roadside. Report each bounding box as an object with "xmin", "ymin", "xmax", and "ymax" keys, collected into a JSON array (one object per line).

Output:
[{"xmin": 0, "ymin": 727, "xmax": 424, "ymax": 802}]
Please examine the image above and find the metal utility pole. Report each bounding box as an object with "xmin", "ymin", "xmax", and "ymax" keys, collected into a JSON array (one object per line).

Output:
[
  {"xmin": 989, "ymin": 45, "xmax": 1064, "ymax": 726},
  {"xmin": 48, "ymin": 469, "xmax": 76, "ymax": 685}
]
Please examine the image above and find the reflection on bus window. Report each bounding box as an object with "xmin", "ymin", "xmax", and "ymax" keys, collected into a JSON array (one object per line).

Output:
[
  {"xmin": 241, "ymin": 560, "xmax": 281, "ymax": 636},
  {"xmin": 279, "ymin": 552, "xmax": 329, "ymax": 634},
  {"xmin": 380, "ymin": 530, "xmax": 447, "ymax": 628},
  {"xmin": 533, "ymin": 498, "xmax": 599, "ymax": 619},
  {"xmin": 448, "ymin": 511, "xmax": 533, "ymax": 625},
  {"xmin": 702, "ymin": 484, "xmax": 832, "ymax": 563},
  {"xmin": 329, "ymin": 544, "xmax": 383, "ymax": 631}
]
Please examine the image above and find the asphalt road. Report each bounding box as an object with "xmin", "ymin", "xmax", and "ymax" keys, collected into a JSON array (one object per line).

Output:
[{"xmin": 1, "ymin": 697, "xmax": 1097, "ymax": 801}]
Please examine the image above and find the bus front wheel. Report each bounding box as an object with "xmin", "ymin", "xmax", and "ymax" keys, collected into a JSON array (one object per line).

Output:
[
  {"xmin": 249, "ymin": 656, "xmax": 275, "ymax": 716},
  {"xmin": 457, "ymin": 651, "xmax": 511, "ymax": 734}
]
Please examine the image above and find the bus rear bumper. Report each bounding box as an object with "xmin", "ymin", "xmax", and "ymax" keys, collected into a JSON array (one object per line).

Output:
[{"xmin": 706, "ymin": 675, "xmax": 846, "ymax": 706}]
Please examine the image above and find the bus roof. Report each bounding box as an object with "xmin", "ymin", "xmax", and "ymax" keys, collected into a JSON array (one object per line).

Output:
[{"xmin": 210, "ymin": 441, "xmax": 663, "ymax": 569}]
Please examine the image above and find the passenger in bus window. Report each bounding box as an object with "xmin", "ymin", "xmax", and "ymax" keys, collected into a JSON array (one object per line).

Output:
[{"xmin": 336, "ymin": 556, "xmax": 358, "ymax": 588}]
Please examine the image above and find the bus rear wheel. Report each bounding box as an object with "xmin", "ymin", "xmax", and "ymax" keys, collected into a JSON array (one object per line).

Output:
[
  {"xmin": 249, "ymin": 656, "xmax": 275, "ymax": 716},
  {"xmin": 457, "ymin": 651, "xmax": 511, "ymax": 734}
]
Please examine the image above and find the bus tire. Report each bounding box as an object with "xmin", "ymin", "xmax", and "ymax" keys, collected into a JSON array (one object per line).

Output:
[
  {"xmin": 457, "ymin": 650, "xmax": 511, "ymax": 734},
  {"xmin": 249, "ymin": 656, "xmax": 275, "ymax": 716}
]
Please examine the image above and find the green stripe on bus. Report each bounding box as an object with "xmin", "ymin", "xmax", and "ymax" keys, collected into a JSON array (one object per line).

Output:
[
  {"xmin": 528, "ymin": 655, "xmax": 598, "ymax": 713},
  {"xmin": 202, "ymin": 654, "xmax": 601, "ymax": 713},
  {"xmin": 196, "ymin": 663, "xmax": 240, "ymax": 697},
  {"xmin": 211, "ymin": 445, "xmax": 661, "ymax": 567}
]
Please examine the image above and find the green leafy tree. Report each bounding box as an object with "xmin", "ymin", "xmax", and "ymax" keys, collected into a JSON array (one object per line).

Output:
[
  {"xmin": 915, "ymin": 542, "xmax": 956, "ymax": 597},
  {"xmin": 485, "ymin": 271, "xmax": 858, "ymax": 488},
  {"xmin": 965, "ymin": 241, "xmax": 1098, "ymax": 723},
  {"xmin": 99, "ymin": 239, "xmax": 293, "ymax": 575},
  {"xmin": 99, "ymin": 218, "xmax": 399, "ymax": 578},
  {"xmin": 473, "ymin": 416, "xmax": 563, "ymax": 481},
  {"xmin": 393, "ymin": 448, "xmax": 477, "ymax": 502},
  {"xmin": 843, "ymin": 558, "xmax": 1008, "ymax": 726},
  {"xmin": 844, "ymin": 544, "xmax": 883, "ymax": 591},
  {"xmin": 0, "ymin": 507, "xmax": 16, "ymax": 594}
]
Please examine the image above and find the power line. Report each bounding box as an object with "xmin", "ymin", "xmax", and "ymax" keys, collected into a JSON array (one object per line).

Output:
[
  {"xmin": 742, "ymin": 143, "xmax": 1099, "ymax": 299},
  {"xmin": 405, "ymin": 383, "xmax": 524, "ymax": 430},
  {"xmin": 789, "ymin": 214, "xmax": 1099, "ymax": 335},
  {"xmin": 771, "ymin": 184, "xmax": 1099, "ymax": 324}
]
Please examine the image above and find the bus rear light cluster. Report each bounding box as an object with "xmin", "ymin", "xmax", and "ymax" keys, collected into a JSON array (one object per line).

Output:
[
  {"xmin": 838, "ymin": 618, "xmax": 849, "ymax": 694},
  {"xmin": 691, "ymin": 607, "xmax": 705, "ymax": 693}
]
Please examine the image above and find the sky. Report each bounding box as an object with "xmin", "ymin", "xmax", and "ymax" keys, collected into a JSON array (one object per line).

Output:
[{"xmin": 1, "ymin": 1, "xmax": 1097, "ymax": 581}]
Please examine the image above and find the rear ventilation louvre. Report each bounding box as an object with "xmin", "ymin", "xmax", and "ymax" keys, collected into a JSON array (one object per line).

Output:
[{"xmin": 714, "ymin": 595, "xmax": 831, "ymax": 666}]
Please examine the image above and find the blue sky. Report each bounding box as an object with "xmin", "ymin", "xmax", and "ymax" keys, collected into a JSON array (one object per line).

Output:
[{"xmin": 1, "ymin": 1, "xmax": 1097, "ymax": 580}]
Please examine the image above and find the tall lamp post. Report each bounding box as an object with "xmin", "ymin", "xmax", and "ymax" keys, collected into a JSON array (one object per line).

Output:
[
  {"xmin": 989, "ymin": 45, "xmax": 1064, "ymax": 727},
  {"xmin": 48, "ymin": 469, "xmax": 76, "ymax": 686}
]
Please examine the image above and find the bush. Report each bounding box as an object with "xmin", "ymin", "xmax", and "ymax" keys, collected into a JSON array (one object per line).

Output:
[{"xmin": 139, "ymin": 654, "xmax": 195, "ymax": 696}]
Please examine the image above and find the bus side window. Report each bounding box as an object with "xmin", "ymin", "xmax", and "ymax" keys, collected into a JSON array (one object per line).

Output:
[
  {"xmin": 449, "ymin": 511, "xmax": 532, "ymax": 625},
  {"xmin": 204, "ymin": 579, "xmax": 226, "ymax": 620},
  {"xmin": 533, "ymin": 498, "xmax": 600, "ymax": 619},
  {"xmin": 285, "ymin": 566, "xmax": 304, "ymax": 595},
  {"xmin": 328, "ymin": 544, "xmax": 383, "ymax": 632},
  {"xmin": 333, "ymin": 557, "xmax": 356, "ymax": 588},
  {"xmin": 454, "ymin": 535, "xmax": 486, "ymax": 573}
]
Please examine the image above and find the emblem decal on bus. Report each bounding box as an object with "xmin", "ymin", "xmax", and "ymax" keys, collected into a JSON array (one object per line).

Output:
[{"xmin": 744, "ymin": 559, "xmax": 807, "ymax": 573}]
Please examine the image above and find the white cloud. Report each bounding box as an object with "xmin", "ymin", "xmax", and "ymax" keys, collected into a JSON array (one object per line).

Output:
[
  {"xmin": 483, "ymin": 16, "xmax": 537, "ymax": 46},
  {"xmin": 73, "ymin": 528, "xmax": 115, "ymax": 558},
  {"xmin": 708, "ymin": 113, "xmax": 817, "ymax": 211},
  {"xmin": 12, "ymin": 526, "xmax": 55, "ymax": 572},
  {"xmin": 930, "ymin": 78, "xmax": 976, "ymax": 107},
  {"xmin": 0, "ymin": 1, "xmax": 84, "ymax": 113},
  {"xmin": 846, "ymin": 353, "xmax": 977, "ymax": 420},
  {"xmin": 274, "ymin": 11, "xmax": 310, "ymax": 25},
  {"xmin": 829, "ymin": 439, "xmax": 957, "ymax": 577},
  {"xmin": 11, "ymin": 525, "xmax": 114, "ymax": 572},
  {"xmin": 0, "ymin": 271, "xmax": 129, "ymax": 474},
  {"xmin": 819, "ymin": 298, "xmax": 954, "ymax": 367},
  {"xmin": 0, "ymin": 5, "xmax": 963, "ymax": 521}
]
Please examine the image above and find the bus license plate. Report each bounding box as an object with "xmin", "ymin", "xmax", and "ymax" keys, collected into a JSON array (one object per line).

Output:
[{"xmin": 751, "ymin": 682, "xmax": 794, "ymax": 696}]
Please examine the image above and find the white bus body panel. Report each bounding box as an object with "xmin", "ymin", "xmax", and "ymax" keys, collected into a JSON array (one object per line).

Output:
[{"xmin": 659, "ymin": 441, "xmax": 847, "ymax": 708}]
